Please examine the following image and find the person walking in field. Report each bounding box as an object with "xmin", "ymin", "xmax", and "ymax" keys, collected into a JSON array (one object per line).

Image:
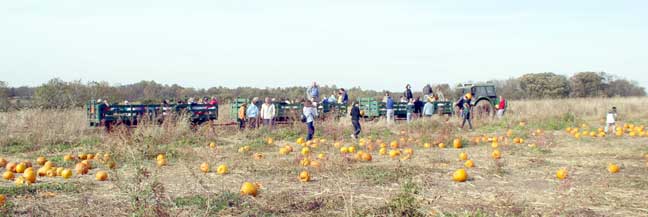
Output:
[
  {"xmin": 238, "ymin": 103, "xmax": 247, "ymax": 130},
  {"xmin": 260, "ymin": 97, "xmax": 276, "ymax": 129},
  {"xmin": 456, "ymin": 93, "xmax": 472, "ymax": 118},
  {"xmin": 460, "ymin": 102, "xmax": 473, "ymax": 130},
  {"xmin": 385, "ymin": 93, "xmax": 395, "ymax": 124},
  {"xmin": 246, "ymin": 98, "xmax": 260, "ymax": 129},
  {"xmin": 350, "ymin": 101, "xmax": 362, "ymax": 139},
  {"xmin": 605, "ymin": 106, "xmax": 618, "ymax": 133},
  {"xmin": 496, "ymin": 96, "xmax": 507, "ymax": 118},
  {"xmin": 303, "ymin": 100, "xmax": 318, "ymax": 141}
]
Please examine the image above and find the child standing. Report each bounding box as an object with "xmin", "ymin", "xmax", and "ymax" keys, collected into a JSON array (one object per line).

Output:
[
  {"xmin": 460, "ymin": 103, "xmax": 473, "ymax": 130},
  {"xmin": 406, "ymin": 98, "xmax": 414, "ymax": 123},
  {"xmin": 238, "ymin": 103, "xmax": 247, "ymax": 130},
  {"xmin": 605, "ymin": 106, "xmax": 617, "ymax": 133}
]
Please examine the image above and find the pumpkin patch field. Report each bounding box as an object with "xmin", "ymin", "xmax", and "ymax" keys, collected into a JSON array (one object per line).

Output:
[{"xmin": 1, "ymin": 98, "xmax": 648, "ymax": 216}]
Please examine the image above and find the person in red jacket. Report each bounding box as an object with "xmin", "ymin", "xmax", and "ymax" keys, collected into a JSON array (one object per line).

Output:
[{"xmin": 497, "ymin": 96, "xmax": 507, "ymax": 118}]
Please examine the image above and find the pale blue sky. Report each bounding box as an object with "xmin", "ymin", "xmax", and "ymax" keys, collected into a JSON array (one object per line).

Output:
[{"xmin": 1, "ymin": 0, "xmax": 646, "ymax": 91}]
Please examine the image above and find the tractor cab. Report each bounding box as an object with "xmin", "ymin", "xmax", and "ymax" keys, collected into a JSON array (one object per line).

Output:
[{"xmin": 456, "ymin": 83, "xmax": 499, "ymax": 117}]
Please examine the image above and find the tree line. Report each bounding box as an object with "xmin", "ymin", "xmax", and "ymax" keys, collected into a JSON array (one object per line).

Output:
[{"xmin": 0, "ymin": 71, "xmax": 644, "ymax": 111}]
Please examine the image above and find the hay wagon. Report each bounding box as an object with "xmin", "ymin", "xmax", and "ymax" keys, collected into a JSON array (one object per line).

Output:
[{"xmin": 86, "ymin": 100, "xmax": 218, "ymax": 128}]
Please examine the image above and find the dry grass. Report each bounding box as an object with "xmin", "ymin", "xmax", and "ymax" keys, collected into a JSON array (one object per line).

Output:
[{"xmin": 1, "ymin": 97, "xmax": 648, "ymax": 216}]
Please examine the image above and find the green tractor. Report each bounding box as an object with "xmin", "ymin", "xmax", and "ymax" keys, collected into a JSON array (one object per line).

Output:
[{"xmin": 456, "ymin": 83, "xmax": 502, "ymax": 118}]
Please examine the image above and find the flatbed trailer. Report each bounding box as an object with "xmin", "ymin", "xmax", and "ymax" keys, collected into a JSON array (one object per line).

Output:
[{"xmin": 86, "ymin": 100, "xmax": 218, "ymax": 128}]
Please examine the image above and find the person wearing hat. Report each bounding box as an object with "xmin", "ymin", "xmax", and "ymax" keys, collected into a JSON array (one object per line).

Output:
[{"xmin": 455, "ymin": 93, "xmax": 472, "ymax": 118}]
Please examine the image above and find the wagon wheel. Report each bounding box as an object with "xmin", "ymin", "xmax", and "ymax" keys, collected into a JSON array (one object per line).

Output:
[{"xmin": 475, "ymin": 100, "xmax": 494, "ymax": 119}]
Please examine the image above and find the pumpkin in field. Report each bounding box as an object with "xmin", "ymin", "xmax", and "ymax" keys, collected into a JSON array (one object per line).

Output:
[
  {"xmin": 438, "ymin": 143, "xmax": 446, "ymax": 149},
  {"xmin": 15, "ymin": 163, "xmax": 27, "ymax": 173},
  {"xmin": 361, "ymin": 152, "xmax": 373, "ymax": 162},
  {"xmin": 44, "ymin": 161, "xmax": 55, "ymax": 169},
  {"xmin": 156, "ymin": 158, "xmax": 167, "ymax": 167},
  {"xmin": 14, "ymin": 177, "xmax": 26, "ymax": 186},
  {"xmin": 284, "ymin": 145, "xmax": 294, "ymax": 153},
  {"xmin": 0, "ymin": 158, "xmax": 7, "ymax": 167},
  {"xmin": 37, "ymin": 167, "xmax": 49, "ymax": 177},
  {"xmin": 300, "ymin": 158, "xmax": 311, "ymax": 167},
  {"xmin": 36, "ymin": 157, "xmax": 47, "ymax": 166},
  {"xmin": 23, "ymin": 170, "xmax": 36, "ymax": 183},
  {"xmin": 453, "ymin": 138, "xmax": 462, "ymax": 149},
  {"xmin": 423, "ymin": 143, "xmax": 431, "ymax": 148},
  {"xmin": 279, "ymin": 147, "xmax": 290, "ymax": 155},
  {"xmin": 340, "ymin": 147, "xmax": 349, "ymax": 154},
  {"xmin": 389, "ymin": 150, "xmax": 401, "ymax": 159},
  {"xmin": 607, "ymin": 163, "xmax": 620, "ymax": 174},
  {"xmin": 61, "ymin": 169, "xmax": 73, "ymax": 179},
  {"xmin": 3, "ymin": 171, "xmax": 14, "ymax": 180},
  {"xmin": 301, "ymin": 147, "xmax": 310, "ymax": 156},
  {"xmin": 459, "ymin": 152, "xmax": 468, "ymax": 161},
  {"xmin": 491, "ymin": 141, "xmax": 499, "ymax": 149},
  {"xmin": 348, "ymin": 146, "xmax": 357, "ymax": 153},
  {"xmin": 209, "ymin": 142, "xmax": 217, "ymax": 149},
  {"xmin": 106, "ymin": 161, "xmax": 117, "ymax": 169},
  {"xmin": 95, "ymin": 171, "xmax": 108, "ymax": 181},
  {"xmin": 217, "ymin": 164, "xmax": 228, "ymax": 175},
  {"xmin": 6, "ymin": 162, "xmax": 17, "ymax": 173},
  {"xmin": 452, "ymin": 169, "xmax": 468, "ymax": 182},
  {"xmin": 333, "ymin": 142, "xmax": 342, "ymax": 149},
  {"xmin": 379, "ymin": 147, "xmax": 387, "ymax": 155},
  {"xmin": 156, "ymin": 154, "xmax": 165, "ymax": 161},
  {"xmin": 200, "ymin": 162, "xmax": 209, "ymax": 173},
  {"xmin": 317, "ymin": 153, "xmax": 326, "ymax": 160},
  {"xmin": 0, "ymin": 194, "xmax": 5, "ymax": 207},
  {"xmin": 266, "ymin": 137, "xmax": 274, "ymax": 145},
  {"xmin": 75, "ymin": 163, "xmax": 89, "ymax": 175},
  {"xmin": 64, "ymin": 154, "xmax": 73, "ymax": 162},
  {"xmin": 379, "ymin": 143, "xmax": 387, "ymax": 148},
  {"xmin": 238, "ymin": 146, "xmax": 251, "ymax": 153},
  {"xmin": 299, "ymin": 171, "xmax": 310, "ymax": 182},
  {"xmin": 390, "ymin": 140, "xmax": 399, "ymax": 149},
  {"xmin": 403, "ymin": 148, "xmax": 414, "ymax": 156},
  {"xmin": 464, "ymin": 160, "xmax": 474, "ymax": 168},
  {"xmin": 309, "ymin": 160, "xmax": 321, "ymax": 168},
  {"xmin": 506, "ymin": 129, "xmax": 513, "ymax": 137},
  {"xmin": 296, "ymin": 137, "xmax": 305, "ymax": 145},
  {"xmin": 46, "ymin": 169, "xmax": 56, "ymax": 177},
  {"xmin": 491, "ymin": 150, "xmax": 501, "ymax": 159},
  {"xmin": 556, "ymin": 168, "xmax": 568, "ymax": 180},
  {"xmin": 240, "ymin": 182, "xmax": 258, "ymax": 197},
  {"xmin": 254, "ymin": 153, "xmax": 264, "ymax": 160}
]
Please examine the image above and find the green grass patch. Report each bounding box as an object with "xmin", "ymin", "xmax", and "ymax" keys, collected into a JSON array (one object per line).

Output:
[
  {"xmin": 355, "ymin": 165, "xmax": 414, "ymax": 185},
  {"xmin": 174, "ymin": 192, "xmax": 241, "ymax": 214},
  {"xmin": 0, "ymin": 182, "xmax": 82, "ymax": 196}
]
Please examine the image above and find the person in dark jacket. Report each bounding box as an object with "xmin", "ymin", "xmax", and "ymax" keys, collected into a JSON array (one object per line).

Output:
[
  {"xmin": 404, "ymin": 84, "xmax": 413, "ymax": 101},
  {"xmin": 413, "ymin": 96, "xmax": 424, "ymax": 118},
  {"xmin": 422, "ymin": 84, "xmax": 433, "ymax": 96},
  {"xmin": 350, "ymin": 101, "xmax": 362, "ymax": 139},
  {"xmin": 460, "ymin": 102, "xmax": 473, "ymax": 130}
]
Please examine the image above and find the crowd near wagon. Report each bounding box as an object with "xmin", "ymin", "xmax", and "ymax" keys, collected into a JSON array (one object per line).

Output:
[{"xmin": 85, "ymin": 82, "xmax": 508, "ymax": 129}]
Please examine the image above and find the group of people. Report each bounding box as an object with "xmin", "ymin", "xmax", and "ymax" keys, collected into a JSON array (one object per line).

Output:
[
  {"xmin": 237, "ymin": 97, "xmax": 277, "ymax": 129},
  {"xmin": 237, "ymin": 82, "xmax": 510, "ymax": 142}
]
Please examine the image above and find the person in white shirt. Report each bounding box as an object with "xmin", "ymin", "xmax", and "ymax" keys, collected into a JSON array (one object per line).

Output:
[
  {"xmin": 260, "ymin": 97, "xmax": 276, "ymax": 129},
  {"xmin": 605, "ymin": 106, "xmax": 618, "ymax": 133},
  {"xmin": 303, "ymin": 100, "xmax": 318, "ymax": 141}
]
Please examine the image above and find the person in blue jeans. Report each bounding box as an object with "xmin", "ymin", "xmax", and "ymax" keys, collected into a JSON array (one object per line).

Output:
[
  {"xmin": 384, "ymin": 92, "xmax": 395, "ymax": 124},
  {"xmin": 461, "ymin": 103, "xmax": 473, "ymax": 130},
  {"xmin": 303, "ymin": 100, "xmax": 318, "ymax": 141},
  {"xmin": 350, "ymin": 101, "xmax": 361, "ymax": 139}
]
